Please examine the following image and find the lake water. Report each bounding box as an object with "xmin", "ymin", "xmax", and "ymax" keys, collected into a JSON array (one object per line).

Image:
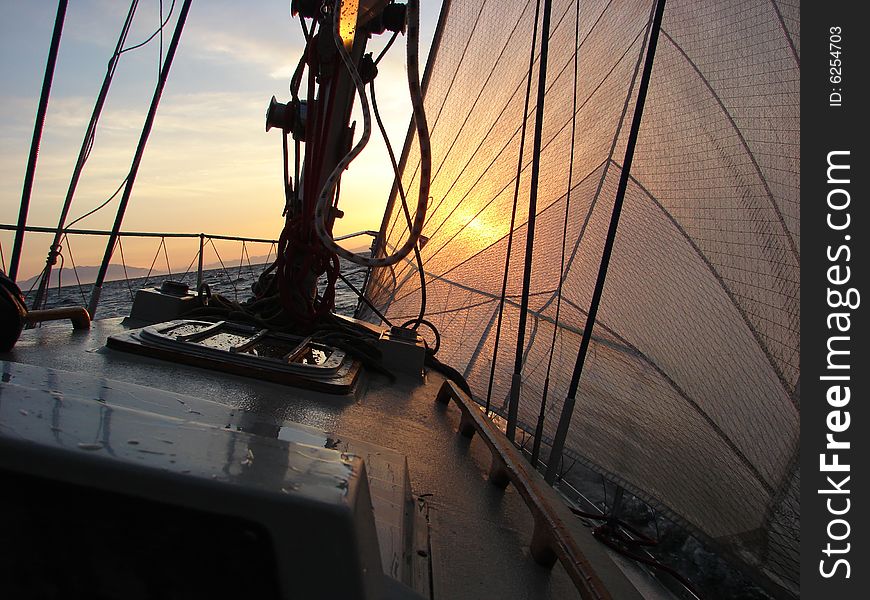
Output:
[{"xmin": 25, "ymin": 260, "xmax": 368, "ymax": 319}]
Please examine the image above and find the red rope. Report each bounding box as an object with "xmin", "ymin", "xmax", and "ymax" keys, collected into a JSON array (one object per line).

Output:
[{"xmin": 272, "ymin": 22, "xmax": 345, "ymax": 326}]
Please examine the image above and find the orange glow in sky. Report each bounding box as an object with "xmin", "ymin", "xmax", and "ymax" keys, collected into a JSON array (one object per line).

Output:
[{"xmin": 0, "ymin": 0, "xmax": 439, "ymax": 282}]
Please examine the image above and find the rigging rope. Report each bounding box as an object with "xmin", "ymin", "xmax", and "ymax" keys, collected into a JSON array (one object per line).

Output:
[
  {"xmin": 382, "ymin": 0, "xmax": 622, "ymax": 298},
  {"xmin": 374, "ymin": 30, "xmax": 399, "ymax": 66},
  {"xmin": 64, "ymin": 0, "xmax": 178, "ymax": 231},
  {"xmin": 34, "ymin": 0, "xmax": 180, "ymax": 310},
  {"xmin": 531, "ymin": 0, "xmax": 581, "ymax": 467},
  {"xmin": 8, "ymin": 0, "xmax": 69, "ymax": 283},
  {"xmin": 506, "ymin": 0, "xmax": 555, "ymax": 442},
  {"xmin": 370, "ymin": 78, "xmax": 427, "ymax": 328},
  {"xmin": 119, "ymin": 0, "xmax": 176, "ymax": 55},
  {"xmin": 566, "ymin": 503, "xmax": 702, "ymax": 597},
  {"xmin": 88, "ymin": 0, "xmax": 193, "ymax": 318},
  {"xmin": 484, "ymin": 0, "xmax": 543, "ymax": 414},
  {"xmin": 544, "ymin": 0, "xmax": 668, "ymax": 484},
  {"xmin": 272, "ymin": 1, "xmax": 434, "ymax": 332},
  {"xmin": 313, "ymin": 0, "xmax": 430, "ymax": 268},
  {"xmin": 65, "ymin": 177, "xmax": 129, "ymax": 231}
]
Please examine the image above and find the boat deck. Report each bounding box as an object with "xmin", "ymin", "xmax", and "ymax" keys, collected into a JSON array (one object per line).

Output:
[{"xmin": 3, "ymin": 318, "xmax": 673, "ymax": 600}]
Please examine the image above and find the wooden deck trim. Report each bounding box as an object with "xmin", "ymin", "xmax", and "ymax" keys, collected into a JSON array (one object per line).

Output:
[{"xmin": 436, "ymin": 379, "xmax": 612, "ymax": 600}]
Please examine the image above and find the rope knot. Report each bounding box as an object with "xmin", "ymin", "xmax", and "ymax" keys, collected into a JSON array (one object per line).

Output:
[{"xmin": 47, "ymin": 244, "xmax": 63, "ymax": 266}]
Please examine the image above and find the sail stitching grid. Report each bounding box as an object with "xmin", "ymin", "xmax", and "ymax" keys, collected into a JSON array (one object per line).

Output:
[
  {"xmin": 518, "ymin": 13, "xmax": 799, "ymax": 345},
  {"xmin": 384, "ymin": 158, "xmax": 608, "ymax": 306},
  {"xmin": 386, "ymin": 0, "xmax": 614, "ymax": 247},
  {"xmin": 767, "ymin": 0, "xmax": 800, "ymax": 67},
  {"xmin": 404, "ymin": 256, "xmax": 780, "ymax": 497},
  {"xmin": 623, "ymin": 170, "xmax": 798, "ymax": 403},
  {"xmin": 412, "ymin": 0, "xmax": 582, "ymax": 230},
  {"xmin": 369, "ymin": 0, "xmax": 801, "ymax": 591},
  {"xmin": 387, "ymin": 0, "xmax": 617, "ymax": 273},
  {"xmin": 389, "ymin": 19, "xmax": 646, "ymax": 304},
  {"xmin": 388, "ymin": 21, "xmax": 645, "ymax": 294},
  {"xmin": 383, "ymin": 0, "xmax": 490, "ymax": 243},
  {"xmin": 533, "ymin": 0, "xmax": 583, "ymax": 464},
  {"xmin": 484, "ymin": 0, "xmax": 543, "ymax": 411},
  {"xmin": 382, "ymin": 0, "xmax": 789, "ymax": 496},
  {"xmin": 658, "ymin": 29, "xmax": 799, "ymax": 263}
]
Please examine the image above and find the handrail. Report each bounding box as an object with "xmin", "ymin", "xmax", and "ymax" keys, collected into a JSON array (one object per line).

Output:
[
  {"xmin": 26, "ymin": 307, "xmax": 91, "ymax": 330},
  {"xmin": 435, "ymin": 379, "xmax": 612, "ymax": 600}
]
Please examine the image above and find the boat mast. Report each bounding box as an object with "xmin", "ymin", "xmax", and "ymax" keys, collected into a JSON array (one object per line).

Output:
[
  {"xmin": 88, "ymin": 0, "xmax": 193, "ymax": 318},
  {"xmin": 7, "ymin": 0, "xmax": 68, "ymax": 283}
]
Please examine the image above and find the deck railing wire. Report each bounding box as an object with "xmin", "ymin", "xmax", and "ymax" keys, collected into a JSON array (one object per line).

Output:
[
  {"xmin": 1, "ymin": 224, "xmax": 376, "ymax": 316},
  {"xmin": 1, "ymin": 224, "xmax": 279, "ymax": 313}
]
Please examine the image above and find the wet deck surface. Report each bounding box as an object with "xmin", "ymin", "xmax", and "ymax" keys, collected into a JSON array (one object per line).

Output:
[{"xmin": 3, "ymin": 318, "xmax": 658, "ymax": 599}]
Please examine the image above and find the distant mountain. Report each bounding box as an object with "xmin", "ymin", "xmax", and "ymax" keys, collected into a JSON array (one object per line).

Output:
[
  {"xmin": 18, "ymin": 246, "xmax": 372, "ymax": 291},
  {"xmin": 199, "ymin": 246, "xmax": 370, "ymax": 272},
  {"xmin": 18, "ymin": 264, "xmax": 168, "ymax": 290},
  {"xmin": 201, "ymin": 254, "xmax": 273, "ymax": 272}
]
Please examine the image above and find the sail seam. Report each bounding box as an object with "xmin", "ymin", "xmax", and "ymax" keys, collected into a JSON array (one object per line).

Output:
[
  {"xmin": 384, "ymin": 0, "xmax": 490, "ymax": 242},
  {"xmin": 387, "ymin": 159, "xmax": 608, "ymax": 307},
  {"xmin": 424, "ymin": 0, "xmax": 537, "ymax": 189},
  {"xmin": 485, "ymin": 0, "xmax": 543, "ymax": 412},
  {"xmin": 389, "ymin": 23, "xmax": 646, "ymax": 291},
  {"xmin": 556, "ymin": 295, "xmax": 778, "ymax": 496},
  {"xmin": 403, "ymin": 263, "xmax": 778, "ymax": 496},
  {"xmin": 659, "ymin": 29, "xmax": 800, "ymax": 264},
  {"xmin": 623, "ymin": 170, "xmax": 798, "ymax": 405},
  {"xmin": 418, "ymin": 0, "xmax": 583, "ymax": 231},
  {"xmin": 386, "ymin": 0, "xmax": 622, "ymax": 283},
  {"xmin": 768, "ymin": 0, "xmax": 799, "ymax": 67},
  {"xmin": 398, "ymin": 16, "xmax": 648, "ymax": 316}
]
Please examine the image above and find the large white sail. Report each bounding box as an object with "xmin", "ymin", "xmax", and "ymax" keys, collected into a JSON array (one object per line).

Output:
[{"xmin": 367, "ymin": 0, "xmax": 799, "ymax": 594}]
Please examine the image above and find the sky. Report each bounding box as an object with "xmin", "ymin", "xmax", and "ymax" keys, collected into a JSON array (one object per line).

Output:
[{"xmin": 0, "ymin": 0, "xmax": 440, "ymax": 282}]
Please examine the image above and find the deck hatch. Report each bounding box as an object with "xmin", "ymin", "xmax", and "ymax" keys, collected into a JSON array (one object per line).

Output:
[{"xmin": 107, "ymin": 319, "xmax": 361, "ymax": 393}]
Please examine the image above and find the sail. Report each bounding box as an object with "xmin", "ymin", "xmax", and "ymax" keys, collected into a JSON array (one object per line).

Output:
[{"xmin": 366, "ymin": 0, "xmax": 799, "ymax": 593}]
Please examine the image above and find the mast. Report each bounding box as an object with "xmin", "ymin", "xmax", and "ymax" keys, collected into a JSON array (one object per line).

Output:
[{"xmin": 7, "ymin": 0, "xmax": 68, "ymax": 282}]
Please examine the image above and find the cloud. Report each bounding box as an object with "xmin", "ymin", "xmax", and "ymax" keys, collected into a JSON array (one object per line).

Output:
[{"xmin": 1, "ymin": 0, "xmax": 426, "ymax": 280}]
